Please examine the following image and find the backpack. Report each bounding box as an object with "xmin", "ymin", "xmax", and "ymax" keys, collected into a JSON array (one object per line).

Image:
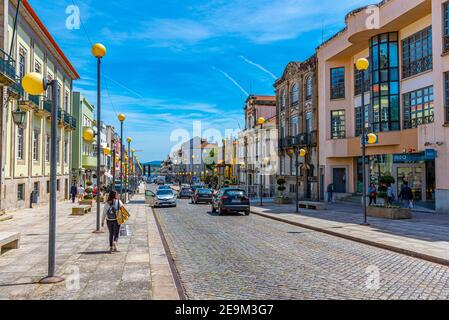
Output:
[{"xmin": 106, "ymin": 201, "xmax": 120, "ymax": 220}]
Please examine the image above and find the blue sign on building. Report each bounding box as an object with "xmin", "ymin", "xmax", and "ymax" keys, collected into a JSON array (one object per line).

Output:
[{"xmin": 393, "ymin": 149, "xmax": 437, "ymax": 163}]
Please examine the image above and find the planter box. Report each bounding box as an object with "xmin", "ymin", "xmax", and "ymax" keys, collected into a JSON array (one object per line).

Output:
[
  {"xmin": 79, "ymin": 200, "xmax": 94, "ymax": 206},
  {"xmin": 367, "ymin": 206, "xmax": 412, "ymax": 220},
  {"xmin": 274, "ymin": 197, "xmax": 292, "ymax": 204}
]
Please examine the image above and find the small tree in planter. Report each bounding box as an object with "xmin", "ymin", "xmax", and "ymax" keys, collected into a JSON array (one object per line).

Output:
[
  {"xmin": 223, "ymin": 179, "xmax": 232, "ymax": 187},
  {"xmin": 275, "ymin": 178, "xmax": 291, "ymax": 204},
  {"xmin": 81, "ymin": 181, "xmax": 94, "ymax": 205}
]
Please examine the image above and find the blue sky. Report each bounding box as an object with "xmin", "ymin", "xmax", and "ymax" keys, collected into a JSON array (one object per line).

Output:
[{"xmin": 29, "ymin": 0, "xmax": 373, "ymax": 162}]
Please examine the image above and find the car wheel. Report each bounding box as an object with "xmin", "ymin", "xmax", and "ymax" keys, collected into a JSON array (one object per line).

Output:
[{"xmin": 245, "ymin": 210, "xmax": 250, "ymax": 216}]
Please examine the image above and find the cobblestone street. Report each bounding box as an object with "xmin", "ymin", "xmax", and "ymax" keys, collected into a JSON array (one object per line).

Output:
[{"xmin": 155, "ymin": 199, "xmax": 449, "ymax": 300}]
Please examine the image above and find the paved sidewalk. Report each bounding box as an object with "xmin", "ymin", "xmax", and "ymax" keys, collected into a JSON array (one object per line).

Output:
[
  {"xmin": 0, "ymin": 193, "xmax": 179, "ymax": 300},
  {"xmin": 251, "ymin": 201, "xmax": 449, "ymax": 266}
]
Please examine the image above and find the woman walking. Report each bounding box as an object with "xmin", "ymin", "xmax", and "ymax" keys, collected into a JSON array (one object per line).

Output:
[{"xmin": 101, "ymin": 190, "xmax": 124, "ymax": 253}]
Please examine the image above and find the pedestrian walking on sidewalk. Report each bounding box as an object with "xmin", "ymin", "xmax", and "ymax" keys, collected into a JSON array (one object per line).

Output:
[
  {"xmin": 70, "ymin": 183, "xmax": 78, "ymax": 203},
  {"xmin": 386, "ymin": 184, "xmax": 396, "ymax": 205},
  {"xmin": 327, "ymin": 183, "xmax": 334, "ymax": 203},
  {"xmin": 77, "ymin": 184, "xmax": 85, "ymax": 201},
  {"xmin": 399, "ymin": 181, "xmax": 414, "ymax": 209},
  {"xmin": 102, "ymin": 190, "xmax": 124, "ymax": 253},
  {"xmin": 369, "ymin": 183, "xmax": 377, "ymax": 206}
]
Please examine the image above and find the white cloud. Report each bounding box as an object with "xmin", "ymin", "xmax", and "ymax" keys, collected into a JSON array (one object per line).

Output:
[
  {"xmin": 213, "ymin": 66, "xmax": 249, "ymax": 96},
  {"xmin": 240, "ymin": 56, "xmax": 277, "ymax": 80}
]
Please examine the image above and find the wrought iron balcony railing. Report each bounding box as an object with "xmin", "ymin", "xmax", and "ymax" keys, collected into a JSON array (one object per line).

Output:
[{"xmin": 0, "ymin": 49, "xmax": 16, "ymax": 83}]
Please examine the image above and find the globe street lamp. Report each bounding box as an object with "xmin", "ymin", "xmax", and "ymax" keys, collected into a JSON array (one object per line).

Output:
[
  {"xmin": 118, "ymin": 113, "xmax": 126, "ymax": 200},
  {"xmin": 22, "ymin": 72, "xmax": 63, "ymax": 284},
  {"xmin": 356, "ymin": 58, "xmax": 371, "ymax": 226},
  {"xmin": 92, "ymin": 43, "xmax": 106, "ymax": 233}
]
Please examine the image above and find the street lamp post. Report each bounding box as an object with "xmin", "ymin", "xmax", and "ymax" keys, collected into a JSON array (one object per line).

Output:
[
  {"xmin": 257, "ymin": 117, "xmax": 266, "ymax": 206},
  {"xmin": 127, "ymin": 137, "xmax": 132, "ymax": 198},
  {"xmin": 295, "ymin": 148, "xmax": 307, "ymax": 213},
  {"xmin": 92, "ymin": 43, "xmax": 106, "ymax": 233},
  {"xmin": 356, "ymin": 58, "xmax": 370, "ymax": 226},
  {"xmin": 22, "ymin": 73, "xmax": 63, "ymax": 283},
  {"xmin": 118, "ymin": 114, "xmax": 126, "ymax": 201}
]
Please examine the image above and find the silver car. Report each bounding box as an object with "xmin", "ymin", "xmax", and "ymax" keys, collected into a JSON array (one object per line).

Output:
[{"xmin": 154, "ymin": 189, "xmax": 177, "ymax": 208}]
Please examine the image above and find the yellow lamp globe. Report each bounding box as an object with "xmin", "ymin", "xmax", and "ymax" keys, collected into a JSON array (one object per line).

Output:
[
  {"xmin": 83, "ymin": 127, "xmax": 95, "ymax": 141},
  {"xmin": 257, "ymin": 117, "xmax": 266, "ymax": 125},
  {"xmin": 356, "ymin": 58, "xmax": 370, "ymax": 71},
  {"xmin": 22, "ymin": 72, "xmax": 46, "ymax": 95},
  {"xmin": 299, "ymin": 149, "xmax": 307, "ymax": 157},
  {"xmin": 118, "ymin": 113, "xmax": 126, "ymax": 122},
  {"xmin": 103, "ymin": 147, "xmax": 111, "ymax": 155},
  {"xmin": 92, "ymin": 43, "xmax": 107, "ymax": 58},
  {"xmin": 131, "ymin": 148, "xmax": 135, "ymax": 153},
  {"xmin": 127, "ymin": 137, "xmax": 132, "ymax": 144},
  {"xmin": 367, "ymin": 133, "xmax": 378, "ymax": 144}
]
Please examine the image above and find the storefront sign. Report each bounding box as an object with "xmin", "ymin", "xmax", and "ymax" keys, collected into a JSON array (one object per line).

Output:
[{"xmin": 393, "ymin": 149, "xmax": 437, "ymax": 163}]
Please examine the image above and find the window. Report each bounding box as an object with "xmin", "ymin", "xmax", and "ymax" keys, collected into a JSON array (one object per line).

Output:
[
  {"xmin": 291, "ymin": 83, "xmax": 299, "ymax": 107},
  {"xmin": 402, "ymin": 26, "xmax": 432, "ymax": 79},
  {"xmin": 57, "ymin": 179, "xmax": 60, "ymax": 192},
  {"xmin": 280, "ymin": 156, "xmax": 285, "ymax": 175},
  {"xmin": 403, "ymin": 86, "xmax": 434, "ymax": 129},
  {"xmin": 57, "ymin": 138, "xmax": 60, "ymax": 164},
  {"xmin": 18, "ymin": 184, "xmax": 25, "ymax": 201},
  {"xmin": 64, "ymin": 91, "xmax": 69, "ymax": 112},
  {"xmin": 305, "ymin": 76, "xmax": 313, "ymax": 100},
  {"xmin": 18, "ymin": 47, "xmax": 26, "ymax": 78},
  {"xmin": 34, "ymin": 182, "xmax": 40, "ymax": 196},
  {"xmin": 370, "ymin": 32, "xmax": 400, "ymax": 132},
  {"xmin": 306, "ymin": 112, "xmax": 313, "ymax": 135},
  {"xmin": 291, "ymin": 116, "xmax": 298, "ymax": 137},
  {"xmin": 64, "ymin": 140, "xmax": 68, "ymax": 164},
  {"xmin": 330, "ymin": 67, "xmax": 345, "ymax": 99},
  {"xmin": 445, "ymin": 3, "xmax": 449, "ymax": 52},
  {"xmin": 445, "ymin": 72, "xmax": 449, "ymax": 122},
  {"xmin": 355, "ymin": 104, "xmax": 370, "ymax": 137},
  {"xmin": 33, "ymin": 130, "xmax": 40, "ymax": 161},
  {"xmin": 45, "ymin": 135, "xmax": 50, "ymax": 162},
  {"xmin": 281, "ymin": 90, "xmax": 287, "ymax": 111},
  {"xmin": 331, "ymin": 110, "xmax": 346, "ymax": 139},
  {"xmin": 17, "ymin": 127, "xmax": 24, "ymax": 160},
  {"xmin": 354, "ymin": 60, "xmax": 370, "ymax": 96},
  {"xmin": 35, "ymin": 61, "xmax": 42, "ymax": 74}
]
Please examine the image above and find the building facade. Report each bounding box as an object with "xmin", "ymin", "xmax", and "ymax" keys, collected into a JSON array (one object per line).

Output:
[
  {"xmin": 238, "ymin": 95, "xmax": 278, "ymax": 198},
  {"xmin": 71, "ymin": 92, "xmax": 94, "ymax": 186},
  {"xmin": 317, "ymin": 0, "xmax": 449, "ymax": 211},
  {"xmin": 0, "ymin": 0, "xmax": 79, "ymax": 211},
  {"xmin": 275, "ymin": 56, "xmax": 319, "ymax": 201}
]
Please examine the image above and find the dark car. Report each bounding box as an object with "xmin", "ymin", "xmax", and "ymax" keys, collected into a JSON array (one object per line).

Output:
[
  {"xmin": 179, "ymin": 187, "xmax": 193, "ymax": 199},
  {"xmin": 191, "ymin": 188, "xmax": 214, "ymax": 204},
  {"xmin": 211, "ymin": 188, "xmax": 250, "ymax": 216}
]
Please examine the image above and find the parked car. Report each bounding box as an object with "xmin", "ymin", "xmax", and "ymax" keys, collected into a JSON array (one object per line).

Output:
[
  {"xmin": 153, "ymin": 189, "xmax": 177, "ymax": 208},
  {"xmin": 179, "ymin": 187, "xmax": 193, "ymax": 199},
  {"xmin": 211, "ymin": 188, "xmax": 250, "ymax": 216},
  {"xmin": 157, "ymin": 185, "xmax": 172, "ymax": 191},
  {"xmin": 191, "ymin": 188, "xmax": 214, "ymax": 204}
]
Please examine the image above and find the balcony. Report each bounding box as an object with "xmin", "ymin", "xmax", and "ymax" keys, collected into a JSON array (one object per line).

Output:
[
  {"xmin": 42, "ymin": 100, "xmax": 52, "ymax": 115},
  {"xmin": 82, "ymin": 155, "xmax": 97, "ymax": 168},
  {"xmin": 0, "ymin": 49, "xmax": 16, "ymax": 86},
  {"xmin": 8, "ymin": 77, "xmax": 22, "ymax": 100},
  {"xmin": 19, "ymin": 93, "xmax": 41, "ymax": 111}
]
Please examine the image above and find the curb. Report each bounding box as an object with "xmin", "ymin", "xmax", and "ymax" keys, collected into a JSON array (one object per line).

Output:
[
  {"xmin": 252, "ymin": 210, "xmax": 449, "ymax": 267},
  {"xmin": 151, "ymin": 207, "xmax": 188, "ymax": 300}
]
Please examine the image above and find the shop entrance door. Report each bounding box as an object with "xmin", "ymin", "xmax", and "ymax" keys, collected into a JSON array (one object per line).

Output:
[
  {"xmin": 394, "ymin": 164, "xmax": 425, "ymax": 202},
  {"xmin": 333, "ymin": 168, "xmax": 347, "ymax": 193}
]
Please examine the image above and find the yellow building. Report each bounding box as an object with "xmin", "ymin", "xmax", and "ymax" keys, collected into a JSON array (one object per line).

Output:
[{"xmin": 0, "ymin": 1, "xmax": 79, "ymax": 211}]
